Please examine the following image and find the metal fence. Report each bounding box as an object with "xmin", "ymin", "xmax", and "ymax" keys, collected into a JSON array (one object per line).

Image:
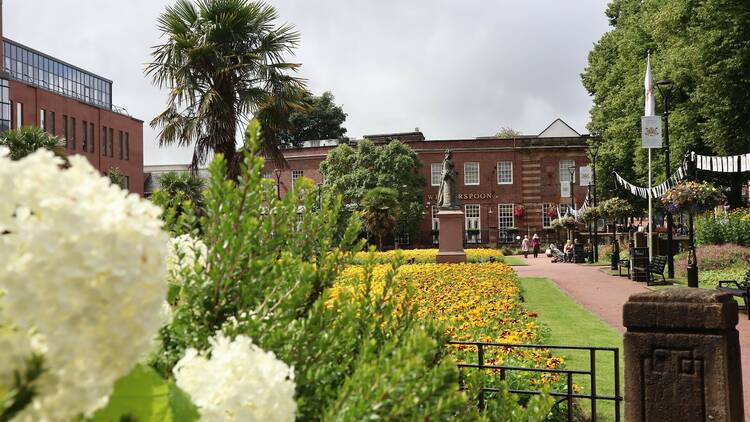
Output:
[{"xmin": 448, "ymin": 341, "xmax": 622, "ymax": 421}]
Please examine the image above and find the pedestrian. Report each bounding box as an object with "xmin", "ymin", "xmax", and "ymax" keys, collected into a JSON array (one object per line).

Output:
[
  {"xmin": 532, "ymin": 233, "xmax": 541, "ymax": 258},
  {"xmin": 521, "ymin": 235, "xmax": 530, "ymax": 259}
]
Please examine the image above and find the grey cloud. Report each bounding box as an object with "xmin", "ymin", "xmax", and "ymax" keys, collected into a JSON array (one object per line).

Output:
[{"xmin": 4, "ymin": 0, "xmax": 609, "ymax": 164}]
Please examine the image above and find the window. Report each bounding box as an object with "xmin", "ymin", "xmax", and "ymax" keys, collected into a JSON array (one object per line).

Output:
[
  {"xmin": 109, "ymin": 128, "xmax": 114, "ymax": 157},
  {"xmin": 397, "ymin": 232, "xmax": 411, "ymax": 247},
  {"xmin": 497, "ymin": 204, "xmax": 514, "ymax": 229},
  {"xmin": 464, "ymin": 204, "xmax": 480, "ymax": 243},
  {"xmin": 497, "ymin": 161, "xmax": 513, "ymax": 184},
  {"xmin": 81, "ymin": 120, "xmax": 88, "ymax": 152},
  {"xmin": 49, "ymin": 111, "xmax": 55, "ymax": 135},
  {"xmin": 124, "ymin": 132, "xmax": 129, "ymax": 160},
  {"xmin": 559, "ymin": 159, "xmax": 575, "ymax": 183},
  {"xmin": 89, "ymin": 123, "xmax": 95, "ymax": 154},
  {"xmin": 464, "ymin": 162, "xmax": 479, "ymax": 185},
  {"xmin": 102, "ymin": 126, "xmax": 107, "ymax": 155},
  {"xmin": 70, "ymin": 117, "xmax": 76, "ymax": 150},
  {"xmin": 39, "ymin": 108, "xmax": 45, "ymax": 130},
  {"xmin": 292, "ymin": 170, "xmax": 304, "ymax": 184},
  {"xmin": 542, "ymin": 203, "xmax": 555, "ymax": 228},
  {"xmin": 122, "ymin": 176, "xmax": 129, "ymax": 190},
  {"xmin": 0, "ymin": 79, "xmax": 10, "ymax": 132},
  {"xmin": 430, "ymin": 163, "xmax": 442, "ymax": 186},
  {"xmin": 15, "ymin": 102, "xmax": 22, "ymax": 128},
  {"xmin": 2, "ymin": 39, "xmax": 112, "ymax": 109},
  {"xmin": 62, "ymin": 115, "xmax": 68, "ymax": 147},
  {"xmin": 118, "ymin": 131, "xmax": 123, "ymax": 159}
]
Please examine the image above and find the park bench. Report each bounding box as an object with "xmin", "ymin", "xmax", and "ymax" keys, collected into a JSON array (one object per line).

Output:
[
  {"xmin": 717, "ymin": 270, "xmax": 750, "ymax": 320},
  {"xmin": 633, "ymin": 255, "xmax": 667, "ymax": 286},
  {"xmin": 617, "ymin": 256, "xmax": 630, "ymax": 277}
]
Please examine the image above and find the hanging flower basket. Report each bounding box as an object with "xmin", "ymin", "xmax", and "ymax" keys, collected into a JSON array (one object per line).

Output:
[
  {"xmin": 598, "ymin": 197, "xmax": 633, "ymax": 221},
  {"xmin": 551, "ymin": 216, "xmax": 577, "ymax": 230},
  {"xmin": 578, "ymin": 207, "xmax": 599, "ymax": 223},
  {"xmin": 661, "ymin": 181, "xmax": 726, "ymax": 214},
  {"xmin": 546, "ymin": 208, "xmax": 558, "ymax": 220},
  {"xmin": 514, "ymin": 205, "xmax": 526, "ymax": 220}
]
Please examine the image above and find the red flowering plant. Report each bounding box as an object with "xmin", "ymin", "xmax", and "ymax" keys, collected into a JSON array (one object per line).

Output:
[
  {"xmin": 546, "ymin": 207, "xmax": 558, "ymax": 220},
  {"xmin": 514, "ymin": 205, "xmax": 526, "ymax": 220},
  {"xmin": 661, "ymin": 181, "xmax": 726, "ymax": 214}
]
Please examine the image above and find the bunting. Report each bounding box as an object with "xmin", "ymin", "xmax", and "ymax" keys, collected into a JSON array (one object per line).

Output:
[
  {"xmin": 613, "ymin": 159, "xmax": 689, "ymax": 200},
  {"xmin": 692, "ymin": 152, "xmax": 750, "ymax": 173}
]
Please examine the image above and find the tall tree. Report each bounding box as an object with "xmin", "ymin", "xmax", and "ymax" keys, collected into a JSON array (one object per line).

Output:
[
  {"xmin": 361, "ymin": 187, "xmax": 400, "ymax": 250},
  {"xmin": 495, "ymin": 127, "xmax": 521, "ymax": 138},
  {"xmin": 320, "ymin": 139, "xmax": 425, "ymax": 239},
  {"xmin": 582, "ymin": 0, "xmax": 750, "ymax": 206},
  {"xmin": 277, "ymin": 91, "xmax": 347, "ymax": 148},
  {"xmin": 147, "ymin": 0, "xmax": 307, "ymax": 180}
]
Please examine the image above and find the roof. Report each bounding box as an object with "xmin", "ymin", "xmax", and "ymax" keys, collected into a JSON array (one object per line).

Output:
[{"xmin": 538, "ymin": 118, "xmax": 581, "ymax": 138}]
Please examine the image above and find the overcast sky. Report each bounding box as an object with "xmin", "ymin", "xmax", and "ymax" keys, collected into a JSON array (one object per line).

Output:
[{"xmin": 4, "ymin": 1, "xmax": 611, "ymax": 165}]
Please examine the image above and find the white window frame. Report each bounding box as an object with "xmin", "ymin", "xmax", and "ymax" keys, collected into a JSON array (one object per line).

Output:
[
  {"xmin": 431, "ymin": 205, "xmax": 439, "ymax": 231},
  {"xmin": 39, "ymin": 108, "xmax": 45, "ymax": 130},
  {"xmin": 430, "ymin": 163, "xmax": 442, "ymax": 186},
  {"xmin": 559, "ymin": 159, "xmax": 576, "ymax": 183},
  {"xmin": 292, "ymin": 170, "xmax": 304, "ymax": 185},
  {"xmin": 497, "ymin": 203, "xmax": 514, "ymax": 229},
  {"xmin": 464, "ymin": 204, "xmax": 481, "ymax": 243},
  {"xmin": 15, "ymin": 102, "xmax": 22, "ymax": 128},
  {"xmin": 497, "ymin": 161, "xmax": 513, "ymax": 184},
  {"xmin": 464, "ymin": 162, "xmax": 480, "ymax": 185}
]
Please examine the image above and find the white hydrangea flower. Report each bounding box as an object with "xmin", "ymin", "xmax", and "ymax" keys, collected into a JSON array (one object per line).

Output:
[
  {"xmin": 0, "ymin": 149, "xmax": 168, "ymax": 421},
  {"xmin": 0, "ymin": 320, "xmax": 33, "ymax": 390},
  {"xmin": 167, "ymin": 233, "xmax": 208, "ymax": 284},
  {"xmin": 174, "ymin": 334, "xmax": 296, "ymax": 422}
]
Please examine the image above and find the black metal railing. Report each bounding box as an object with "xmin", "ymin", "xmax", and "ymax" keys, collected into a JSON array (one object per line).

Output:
[{"xmin": 449, "ymin": 341, "xmax": 622, "ymax": 421}]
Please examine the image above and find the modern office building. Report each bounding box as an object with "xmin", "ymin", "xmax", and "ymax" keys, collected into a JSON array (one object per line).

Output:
[
  {"xmin": 266, "ymin": 119, "xmax": 592, "ymax": 248},
  {"xmin": 0, "ymin": 2, "xmax": 144, "ymax": 194}
]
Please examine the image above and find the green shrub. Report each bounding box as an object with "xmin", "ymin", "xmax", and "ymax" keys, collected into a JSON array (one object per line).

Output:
[{"xmin": 695, "ymin": 209, "xmax": 750, "ymax": 247}]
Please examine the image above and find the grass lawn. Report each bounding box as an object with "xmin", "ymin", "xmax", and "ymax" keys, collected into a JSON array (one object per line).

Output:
[
  {"xmin": 502, "ymin": 255, "xmax": 528, "ymax": 266},
  {"xmin": 518, "ymin": 277, "xmax": 623, "ymax": 421}
]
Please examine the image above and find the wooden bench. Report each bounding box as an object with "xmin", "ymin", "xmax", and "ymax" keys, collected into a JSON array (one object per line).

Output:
[
  {"xmin": 718, "ymin": 271, "xmax": 750, "ymax": 320},
  {"xmin": 633, "ymin": 255, "xmax": 668, "ymax": 285}
]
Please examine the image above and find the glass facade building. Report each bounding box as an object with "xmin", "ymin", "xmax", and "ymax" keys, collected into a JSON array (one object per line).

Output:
[{"xmin": 3, "ymin": 39, "xmax": 112, "ymax": 109}]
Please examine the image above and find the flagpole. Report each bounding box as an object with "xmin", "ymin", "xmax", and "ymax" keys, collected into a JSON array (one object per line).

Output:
[{"xmin": 648, "ymin": 148, "xmax": 653, "ymax": 261}]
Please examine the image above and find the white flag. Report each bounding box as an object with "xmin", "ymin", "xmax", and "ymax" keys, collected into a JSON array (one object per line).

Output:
[{"xmin": 644, "ymin": 53, "xmax": 655, "ymax": 116}]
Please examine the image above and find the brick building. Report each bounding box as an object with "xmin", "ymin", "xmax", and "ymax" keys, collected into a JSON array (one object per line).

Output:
[
  {"xmin": 0, "ymin": 2, "xmax": 144, "ymax": 194},
  {"xmin": 267, "ymin": 118, "xmax": 592, "ymax": 248}
]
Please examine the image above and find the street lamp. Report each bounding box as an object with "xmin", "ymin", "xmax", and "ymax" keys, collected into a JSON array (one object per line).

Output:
[
  {"xmin": 568, "ymin": 165, "xmax": 576, "ymax": 240},
  {"xmin": 656, "ymin": 79, "xmax": 675, "ymax": 278},
  {"xmin": 589, "ymin": 135, "xmax": 600, "ymax": 262},
  {"xmin": 274, "ymin": 168, "xmax": 281, "ymax": 199},
  {"xmin": 686, "ymin": 154, "xmax": 699, "ymax": 287}
]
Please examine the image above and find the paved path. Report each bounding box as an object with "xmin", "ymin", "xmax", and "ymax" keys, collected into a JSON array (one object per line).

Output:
[{"xmin": 513, "ymin": 255, "xmax": 750, "ymax": 416}]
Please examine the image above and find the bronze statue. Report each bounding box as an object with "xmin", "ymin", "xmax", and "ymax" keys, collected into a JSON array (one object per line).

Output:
[{"xmin": 437, "ymin": 149, "xmax": 459, "ymax": 209}]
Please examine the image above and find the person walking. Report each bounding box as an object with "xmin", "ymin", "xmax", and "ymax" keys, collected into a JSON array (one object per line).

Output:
[
  {"xmin": 532, "ymin": 233, "xmax": 541, "ymax": 258},
  {"xmin": 521, "ymin": 235, "xmax": 530, "ymax": 259}
]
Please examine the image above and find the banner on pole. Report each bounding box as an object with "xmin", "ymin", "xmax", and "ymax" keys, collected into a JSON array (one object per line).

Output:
[
  {"xmin": 560, "ymin": 182, "xmax": 571, "ymax": 198},
  {"xmin": 641, "ymin": 116, "xmax": 662, "ymax": 148},
  {"xmin": 579, "ymin": 166, "xmax": 592, "ymax": 186}
]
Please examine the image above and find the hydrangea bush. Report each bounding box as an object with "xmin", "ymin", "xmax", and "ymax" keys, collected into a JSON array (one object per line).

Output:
[
  {"xmin": 174, "ymin": 334, "xmax": 296, "ymax": 422},
  {"xmin": 0, "ymin": 148, "xmax": 168, "ymax": 421}
]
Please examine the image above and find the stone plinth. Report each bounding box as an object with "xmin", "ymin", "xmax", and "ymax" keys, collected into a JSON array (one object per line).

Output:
[
  {"xmin": 623, "ymin": 288, "xmax": 744, "ymax": 421},
  {"xmin": 436, "ymin": 209, "xmax": 466, "ymax": 263}
]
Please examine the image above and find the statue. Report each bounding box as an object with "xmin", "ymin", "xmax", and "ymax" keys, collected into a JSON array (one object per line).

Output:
[{"xmin": 436, "ymin": 149, "xmax": 459, "ymax": 210}]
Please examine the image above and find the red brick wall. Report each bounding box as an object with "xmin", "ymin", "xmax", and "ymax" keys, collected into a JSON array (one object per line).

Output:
[
  {"xmin": 9, "ymin": 80, "xmax": 144, "ymax": 195},
  {"xmin": 266, "ymin": 138, "xmax": 591, "ymax": 247}
]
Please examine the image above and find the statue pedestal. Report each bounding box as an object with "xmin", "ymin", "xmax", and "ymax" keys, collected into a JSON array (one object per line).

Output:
[{"xmin": 437, "ymin": 210, "xmax": 466, "ymax": 263}]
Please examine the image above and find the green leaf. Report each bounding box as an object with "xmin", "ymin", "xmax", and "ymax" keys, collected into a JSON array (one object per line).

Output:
[{"xmin": 91, "ymin": 364, "xmax": 199, "ymax": 422}]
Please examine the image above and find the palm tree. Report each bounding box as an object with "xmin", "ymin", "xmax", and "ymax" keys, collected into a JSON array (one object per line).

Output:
[
  {"xmin": 147, "ymin": 0, "xmax": 307, "ymax": 180},
  {"xmin": 157, "ymin": 171, "xmax": 206, "ymax": 207},
  {"xmin": 0, "ymin": 126, "xmax": 65, "ymax": 160},
  {"xmin": 361, "ymin": 187, "xmax": 401, "ymax": 251}
]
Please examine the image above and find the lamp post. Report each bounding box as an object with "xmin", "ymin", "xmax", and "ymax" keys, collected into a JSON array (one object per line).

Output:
[
  {"xmin": 568, "ymin": 165, "xmax": 576, "ymax": 240},
  {"xmin": 588, "ymin": 136, "xmax": 600, "ymax": 262},
  {"xmin": 586, "ymin": 187, "xmax": 594, "ymax": 263},
  {"xmin": 656, "ymin": 79, "xmax": 675, "ymax": 278},
  {"xmin": 686, "ymin": 153, "xmax": 699, "ymax": 287},
  {"xmin": 274, "ymin": 168, "xmax": 281, "ymax": 199}
]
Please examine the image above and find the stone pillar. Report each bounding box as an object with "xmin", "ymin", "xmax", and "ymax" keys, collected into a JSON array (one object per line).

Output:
[
  {"xmin": 436, "ymin": 209, "xmax": 466, "ymax": 263},
  {"xmin": 623, "ymin": 288, "xmax": 744, "ymax": 421}
]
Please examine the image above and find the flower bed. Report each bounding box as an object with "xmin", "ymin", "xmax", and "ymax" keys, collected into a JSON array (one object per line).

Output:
[
  {"xmin": 330, "ymin": 262, "xmax": 565, "ymax": 389},
  {"xmin": 352, "ymin": 248, "xmax": 503, "ymax": 264}
]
